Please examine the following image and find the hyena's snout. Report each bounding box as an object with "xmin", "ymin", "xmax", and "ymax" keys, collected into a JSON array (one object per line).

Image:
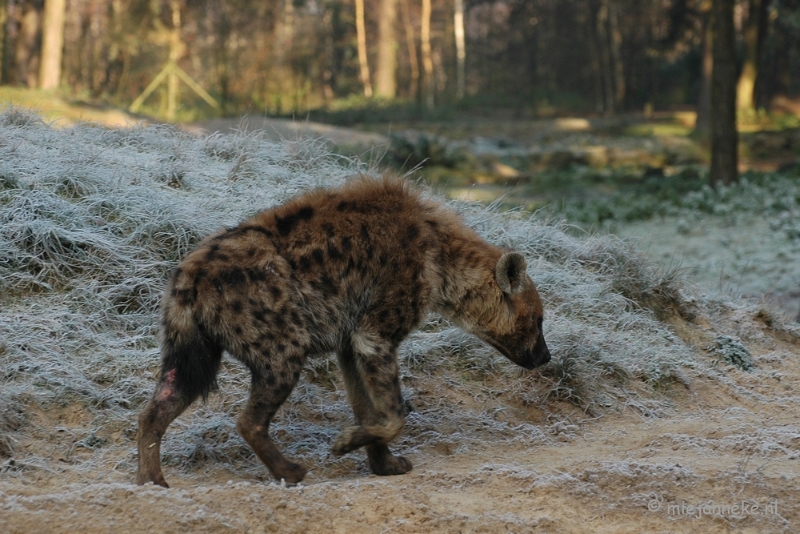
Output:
[
  {"xmin": 533, "ymin": 331, "xmax": 551, "ymax": 367},
  {"xmin": 522, "ymin": 331, "xmax": 551, "ymax": 370}
]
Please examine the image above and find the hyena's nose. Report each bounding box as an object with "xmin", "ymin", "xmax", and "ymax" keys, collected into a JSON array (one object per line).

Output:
[{"xmin": 536, "ymin": 335, "xmax": 551, "ymax": 365}]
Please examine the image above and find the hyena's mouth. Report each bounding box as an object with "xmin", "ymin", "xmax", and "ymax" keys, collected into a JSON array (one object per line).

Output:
[{"xmin": 478, "ymin": 334, "xmax": 540, "ymax": 370}]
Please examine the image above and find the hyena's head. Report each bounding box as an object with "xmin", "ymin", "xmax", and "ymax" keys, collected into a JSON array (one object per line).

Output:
[{"xmin": 456, "ymin": 252, "xmax": 551, "ymax": 370}]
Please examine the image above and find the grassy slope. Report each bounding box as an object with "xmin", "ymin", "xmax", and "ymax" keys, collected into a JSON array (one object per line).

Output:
[{"xmin": 0, "ymin": 107, "xmax": 796, "ymax": 490}]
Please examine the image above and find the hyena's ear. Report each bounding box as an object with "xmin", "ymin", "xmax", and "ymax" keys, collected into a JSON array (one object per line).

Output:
[{"xmin": 496, "ymin": 252, "xmax": 527, "ymax": 295}]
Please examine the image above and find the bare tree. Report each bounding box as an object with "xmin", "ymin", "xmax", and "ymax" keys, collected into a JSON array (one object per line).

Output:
[
  {"xmin": 736, "ymin": 0, "xmax": 770, "ymax": 112},
  {"xmin": 421, "ymin": 0, "xmax": 433, "ymax": 109},
  {"xmin": 454, "ymin": 0, "xmax": 465, "ymax": 100},
  {"xmin": 355, "ymin": 0, "xmax": 372, "ymax": 97},
  {"xmin": 400, "ymin": 0, "xmax": 418, "ymax": 98},
  {"xmin": 695, "ymin": 0, "xmax": 713, "ymax": 141},
  {"xmin": 710, "ymin": 0, "xmax": 738, "ymax": 186},
  {"xmin": 375, "ymin": 0, "xmax": 397, "ymax": 98},
  {"xmin": 38, "ymin": 0, "xmax": 64, "ymax": 89}
]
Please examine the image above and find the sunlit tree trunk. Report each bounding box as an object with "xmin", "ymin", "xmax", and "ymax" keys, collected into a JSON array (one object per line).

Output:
[
  {"xmin": 354, "ymin": 0, "xmax": 372, "ymax": 98},
  {"xmin": 454, "ymin": 0, "xmax": 465, "ymax": 100},
  {"xmin": 710, "ymin": 0, "xmax": 738, "ymax": 186},
  {"xmin": 375, "ymin": 0, "xmax": 397, "ymax": 98},
  {"xmin": 166, "ymin": 0, "xmax": 184, "ymax": 120},
  {"xmin": 421, "ymin": 0, "xmax": 433, "ymax": 109},
  {"xmin": 400, "ymin": 0, "xmax": 418, "ymax": 99},
  {"xmin": 736, "ymin": 0, "xmax": 769, "ymax": 112},
  {"xmin": 39, "ymin": 0, "xmax": 65, "ymax": 89}
]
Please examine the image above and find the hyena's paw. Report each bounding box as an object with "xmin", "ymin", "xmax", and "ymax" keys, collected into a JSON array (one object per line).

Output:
[
  {"xmin": 272, "ymin": 460, "xmax": 307, "ymax": 485},
  {"xmin": 369, "ymin": 453, "xmax": 412, "ymax": 476},
  {"xmin": 332, "ymin": 425, "xmax": 365, "ymax": 457}
]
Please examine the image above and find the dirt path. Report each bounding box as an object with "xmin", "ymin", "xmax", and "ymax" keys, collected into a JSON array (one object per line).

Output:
[{"xmin": 3, "ymin": 333, "xmax": 798, "ymax": 533}]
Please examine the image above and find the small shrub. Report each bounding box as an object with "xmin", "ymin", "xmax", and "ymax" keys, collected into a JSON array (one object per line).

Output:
[{"xmin": 712, "ymin": 335, "xmax": 754, "ymax": 371}]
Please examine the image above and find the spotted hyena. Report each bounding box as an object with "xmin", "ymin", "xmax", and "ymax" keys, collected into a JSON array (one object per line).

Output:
[{"xmin": 136, "ymin": 177, "xmax": 550, "ymax": 487}]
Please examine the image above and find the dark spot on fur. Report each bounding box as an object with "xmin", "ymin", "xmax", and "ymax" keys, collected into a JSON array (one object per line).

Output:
[
  {"xmin": 231, "ymin": 300, "xmax": 243, "ymax": 313},
  {"xmin": 276, "ymin": 206, "xmax": 314, "ymax": 236},
  {"xmin": 270, "ymin": 286, "xmax": 282, "ymax": 299},
  {"xmin": 205, "ymin": 244, "xmax": 220, "ymax": 261},
  {"xmin": 337, "ymin": 200, "xmax": 351, "ymax": 211},
  {"xmin": 298, "ymin": 255, "xmax": 312, "ymax": 272},
  {"xmin": 247, "ymin": 247, "xmax": 257, "ymax": 257},
  {"xmin": 234, "ymin": 325, "xmax": 243, "ymax": 335},
  {"xmin": 246, "ymin": 268, "xmax": 267, "ymax": 283},
  {"xmin": 322, "ymin": 223, "xmax": 335, "ymax": 236},
  {"xmin": 174, "ymin": 288, "xmax": 194, "ymax": 305},
  {"xmin": 212, "ymin": 278, "xmax": 223, "ymax": 293},
  {"xmin": 253, "ymin": 309, "xmax": 269, "ymax": 323},
  {"xmin": 219, "ymin": 268, "xmax": 246, "ymax": 286},
  {"xmin": 312, "ymin": 248, "xmax": 324, "ymax": 264},
  {"xmin": 327, "ymin": 243, "xmax": 343, "ymax": 260},
  {"xmin": 265, "ymin": 374, "xmax": 276, "ymax": 387},
  {"xmin": 341, "ymin": 236, "xmax": 352, "ymax": 253},
  {"xmin": 407, "ymin": 224, "xmax": 419, "ymax": 240},
  {"xmin": 277, "ymin": 344, "xmax": 286, "ymax": 353}
]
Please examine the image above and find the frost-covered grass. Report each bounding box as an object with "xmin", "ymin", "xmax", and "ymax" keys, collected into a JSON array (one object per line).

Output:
[{"xmin": 0, "ymin": 108, "xmax": 740, "ymax": 482}]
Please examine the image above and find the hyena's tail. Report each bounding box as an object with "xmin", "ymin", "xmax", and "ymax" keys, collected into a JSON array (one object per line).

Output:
[{"xmin": 158, "ymin": 297, "xmax": 223, "ymax": 403}]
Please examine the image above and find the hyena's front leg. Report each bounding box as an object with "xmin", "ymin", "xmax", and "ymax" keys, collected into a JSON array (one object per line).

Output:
[
  {"xmin": 333, "ymin": 334, "xmax": 411, "ymax": 476},
  {"xmin": 236, "ymin": 355, "xmax": 308, "ymax": 484}
]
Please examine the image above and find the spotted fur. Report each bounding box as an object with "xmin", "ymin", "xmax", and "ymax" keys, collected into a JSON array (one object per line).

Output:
[{"xmin": 136, "ymin": 177, "xmax": 550, "ymax": 487}]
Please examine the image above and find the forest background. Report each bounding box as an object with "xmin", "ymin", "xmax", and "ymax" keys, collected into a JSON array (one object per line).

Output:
[{"xmin": 2, "ymin": 0, "xmax": 799, "ymax": 127}]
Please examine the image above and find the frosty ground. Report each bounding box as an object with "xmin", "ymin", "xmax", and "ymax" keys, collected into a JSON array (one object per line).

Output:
[{"xmin": 1, "ymin": 109, "xmax": 799, "ymax": 533}]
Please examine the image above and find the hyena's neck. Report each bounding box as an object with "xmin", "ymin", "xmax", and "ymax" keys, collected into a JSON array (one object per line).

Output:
[{"xmin": 429, "ymin": 225, "xmax": 501, "ymax": 321}]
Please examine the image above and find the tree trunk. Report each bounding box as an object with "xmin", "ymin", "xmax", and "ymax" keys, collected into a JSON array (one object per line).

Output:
[
  {"xmin": 16, "ymin": 3, "xmax": 40, "ymax": 88},
  {"xmin": 608, "ymin": 0, "xmax": 624, "ymax": 108},
  {"xmin": 1, "ymin": 0, "xmax": 16, "ymax": 85},
  {"xmin": 39, "ymin": 0, "xmax": 67, "ymax": 89},
  {"xmin": 710, "ymin": 0, "xmax": 738, "ymax": 186},
  {"xmin": 354, "ymin": 0, "xmax": 372, "ymax": 98},
  {"xmin": 421, "ymin": 0, "xmax": 434, "ymax": 110},
  {"xmin": 695, "ymin": 0, "xmax": 713, "ymax": 142},
  {"xmin": 595, "ymin": 0, "xmax": 615, "ymax": 114},
  {"xmin": 0, "ymin": 0, "xmax": 6, "ymax": 84},
  {"xmin": 454, "ymin": 0, "xmax": 465, "ymax": 100},
  {"xmin": 375, "ymin": 0, "xmax": 397, "ymax": 98},
  {"xmin": 400, "ymin": 0, "xmax": 418, "ymax": 99},
  {"xmin": 736, "ymin": 0, "xmax": 769, "ymax": 112}
]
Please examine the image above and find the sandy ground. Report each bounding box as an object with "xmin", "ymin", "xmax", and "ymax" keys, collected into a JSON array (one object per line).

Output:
[{"xmin": 2, "ymin": 325, "xmax": 799, "ymax": 534}]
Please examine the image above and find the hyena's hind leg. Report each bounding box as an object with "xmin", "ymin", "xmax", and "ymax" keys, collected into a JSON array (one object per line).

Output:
[
  {"xmin": 236, "ymin": 350, "xmax": 308, "ymax": 484},
  {"xmin": 333, "ymin": 334, "xmax": 411, "ymax": 476},
  {"xmin": 137, "ymin": 334, "xmax": 223, "ymax": 487}
]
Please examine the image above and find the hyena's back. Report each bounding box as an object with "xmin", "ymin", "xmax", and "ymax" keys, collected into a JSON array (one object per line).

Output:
[{"xmin": 164, "ymin": 178, "xmax": 449, "ymax": 368}]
